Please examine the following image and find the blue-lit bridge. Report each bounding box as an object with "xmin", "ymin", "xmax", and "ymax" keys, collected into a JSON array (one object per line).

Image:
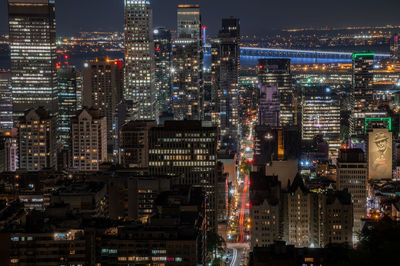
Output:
[{"xmin": 203, "ymin": 45, "xmax": 390, "ymax": 66}]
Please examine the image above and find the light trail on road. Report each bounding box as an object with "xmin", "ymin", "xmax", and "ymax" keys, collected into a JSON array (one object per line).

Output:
[
  {"xmin": 239, "ymin": 173, "xmax": 248, "ymax": 242},
  {"xmin": 230, "ymin": 248, "xmax": 238, "ymax": 266}
]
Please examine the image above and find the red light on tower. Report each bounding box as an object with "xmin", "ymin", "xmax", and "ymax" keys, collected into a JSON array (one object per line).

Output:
[{"xmin": 259, "ymin": 65, "xmax": 263, "ymax": 69}]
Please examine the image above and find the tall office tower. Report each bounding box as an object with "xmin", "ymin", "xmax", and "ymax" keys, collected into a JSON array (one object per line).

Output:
[
  {"xmin": 258, "ymin": 59, "xmax": 295, "ymax": 126},
  {"xmin": 351, "ymin": 53, "xmax": 375, "ymax": 137},
  {"xmin": 172, "ymin": 4, "xmax": 203, "ymax": 120},
  {"xmin": 212, "ymin": 18, "xmax": 240, "ymax": 152},
  {"xmin": 153, "ymin": 27, "xmax": 172, "ymax": 115},
  {"xmin": 8, "ymin": 0, "xmax": 58, "ymax": 117},
  {"xmin": 352, "ymin": 53, "xmax": 374, "ymax": 107},
  {"xmin": 57, "ymin": 66, "xmax": 78, "ymax": 150},
  {"xmin": 82, "ymin": 58, "xmax": 123, "ymax": 153},
  {"xmin": 148, "ymin": 121, "xmax": 218, "ymax": 231},
  {"xmin": 0, "ymin": 72, "xmax": 13, "ymax": 129},
  {"xmin": 71, "ymin": 109, "xmax": 107, "ymax": 171},
  {"xmin": 390, "ymin": 34, "xmax": 400, "ymax": 60},
  {"xmin": 301, "ymin": 86, "xmax": 341, "ymax": 157},
  {"xmin": 119, "ymin": 120, "xmax": 156, "ymax": 168},
  {"xmin": 124, "ymin": 0, "xmax": 155, "ymax": 120},
  {"xmin": 258, "ymin": 85, "xmax": 280, "ymax": 126},
  {"xmin": 18, "ymin": 107, "xmax": 56, "ymax": 171},
  {"xmin": 337, "ymin": 148, "xmax": 367, "ymax": 241}
]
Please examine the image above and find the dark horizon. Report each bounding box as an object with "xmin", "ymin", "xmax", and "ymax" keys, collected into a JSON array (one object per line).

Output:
[{"xmin": 1, "ymin": 0, "xmax": 400, "ymax": 36}]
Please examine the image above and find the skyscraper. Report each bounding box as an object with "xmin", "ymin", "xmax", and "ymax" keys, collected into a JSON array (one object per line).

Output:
[
  {"xmin": 8, "ymin": 0, "xmax": 58, "ymax": 117},
  {"xmin": 57, "ymin": 66, "xmax": 78, "ymax": 150},
  {"xmin": 153, "ymin": 27, "xmax": 172, "ymax": 115},
  {"xmin": 214, "ymin": 18, "xmax": 240, "ymax": 152},
  {"xmin": 124, "ymin": 0, "xmax": 155, "ymax": 120},
  {"xmin": 301, "ymin": 86, "xmax": 340, "ymax": 157},
  {"xmin": 0, "ymin": 72, "xmax": 13, "ymax": 129},
  {"xmin": 258, "ymin": 59, "xmax": 295, "ymax": 126},
  {"xmin": 172, "ymin": 5, "xmax": 203, "ymax": 120},
  {"xmin": 82, "ymin": 57, "xmax": 123, "ymax": 153},
  {"xmin": 351, "ymin": 53, "xmax": 375, "ymax": 137}
]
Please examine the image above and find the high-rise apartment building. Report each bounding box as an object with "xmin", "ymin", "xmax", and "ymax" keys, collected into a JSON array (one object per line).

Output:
[
  {"xmin": 124, "ymin": 0, "xmax": 155, "ymax": 120},
  {"xmin": 18, "ymin": 107, "xmax": 56, "ymax": 171},
  {"xmin": 57, "ymin": 66, "xmax": 78, "ymax": 150},
  {"xmin": 250, "ymin": 172, "xmax": 281, "ymax": 249},
  {"xmin": 8, "ymin": 0, "xmax": 58, "ymax": 117},
  {"xmin": 337, "ymin": 148, "xmax": 367, "ymax": 241},
  {"xmin": 71, "ymin": 109, "xmax": 107, "ymax": 171},
  {"xmin": 172, "ymin": 5, "xmax": 203, "ymax": 120},
  {"xmin": 153, "ymin": 27, "xmax": 172, "ymax": 115},
  {"xmin": 82, "ymin": 58, "xmax": 123, "ymax": 153},
  {"xmin": 0, "ymin": 72, "xmax": 13, "ymax": 129},
  {"xmin": 301, "ymin": 86, "xmax": 341, "ymax": 157},
  {"xmin": 258, "ymin": 59, "xmax": 295, "ymax": 126}
]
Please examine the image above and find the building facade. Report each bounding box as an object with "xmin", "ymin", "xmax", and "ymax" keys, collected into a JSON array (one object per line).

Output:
[
  {"xmin": 0, "ymin": 72, "xmax": 13, "ymax": 129},
  {"xmin": 8, "ymin": 0, "xmax": 58, "ymax": 117},
  {"xmin": 57, "ymin": 66, "xmax": 78, "ymax": 150},
  {"xmin": 71, "ymin": 109, "xmax": 107, "ymax": 171},
  {"xmin": 18, "ymin": 108, "xmax": 56, "ymax": 171},
  {"xmin": 258, "ymin": 59, "xmax": 295, "ymax": 126},
  {"xmin": 124, "ymin": 0, "xmax": 155, "ymax": 120},
  {"xmin": 82, "ymin": 58, "xmax": 123, "ymax": 153}
]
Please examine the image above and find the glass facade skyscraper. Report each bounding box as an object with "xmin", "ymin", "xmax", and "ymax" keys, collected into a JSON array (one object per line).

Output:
[
  {"xmin": 57, "ymin": 66, "xmax": 78, "ymax": 150},
  {"xmin": 258, "ymin": 59, "xmax": 296, "ymax": 126},
  {"xmin": 8, "ymin": 0, "xmax": 58, "ymax": 117},
  {"xmin": 124, "ymin": 0, "xmax": 155, "ymax": 120},
  {"xmin": 153, "ymin": 27, "xmax": 172, "ymax": 115}
]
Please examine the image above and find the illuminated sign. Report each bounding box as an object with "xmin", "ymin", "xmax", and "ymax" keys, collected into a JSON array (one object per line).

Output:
[
  {"xmin": 365, "ymin": 117, "xmax": 392, "ymax": 134},
  {"xmin": 368, "ymin": 128, "xmax": 392, "ymax": 179}
]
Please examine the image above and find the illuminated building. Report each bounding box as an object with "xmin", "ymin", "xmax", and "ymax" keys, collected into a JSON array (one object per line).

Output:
[
  {"xmin": 238, "ymin": 69, "xmax": 259, "ymax": 124},
  {"xmin": 337, "ymin": 148, "xmax": 367, "ymax": 241},
  {"xmin": 212, "ymin": 18, "xmax": 240, "ymax": 152},
  {"xmin": 258, "ymin": 59, "xmax": 296, "ymax": 126},
  {"xmin": 390, "ymin": 33, "xmax": 400, "ymax": 60},
  {"xmin": 8, "ymin": 0, "xmax": 58, "ymax": 117},
  {"xmin": 153, "ymin": 27, "xmax": 172, "ymax": 115},
  {"xmin": 124, "ymin": 0, "xmax": 155, "ymax": 120},
  {"xmin": 148, "ymin": 121, "xmax": 217, "ymax": 231},
  {"xmin": 368, "ymin": 128, "xmax": 392, "ymax": 179},
  {"xmin": 82, "ymin": 57, "xmax": 123, "ymax": 153},
  {"xmin": 283, "ymin": 175, "xmax": 353, "ymax": 248},
  {"xmin": 71, "ymin": 109, "xmax": 107, "ymax": 171},
  {"xmin": 119, "ymin": 120, "xmax": 156, "ymax": 168},
  {"xmin": 0, "ymin": 128, "xmax": 18, "ymax": 172},
  {"xmin": 250, "ymin": 172, "xmax": 281, "ymax": 249},
  {"xmin": 351, "ymin": 111, "xmax": 388, "ymax": 138},
  {"xmin": 57, "ymin": 66, "xmax": 78, "ymax": 150},
  {"xmin": 172, "ymin": 5, "xmax": 203, "ymax": 120},
  {"xmin": 258, "ymin": 85, "xmax": 280, "ymax": 126},
  {"xmin": 18, "ymin": 108, "xmax": 56, "ymax": 171},
  {"xmin": 301, "ymin": 86, "xmax": 340, "ymax": 157},
  {"xmin": 351, "ymin": 53, "xmax": 374, "ymax": 136},
  {"xmin": 0, "ymin": 72, "xmax": 13, "ymax": 129}
]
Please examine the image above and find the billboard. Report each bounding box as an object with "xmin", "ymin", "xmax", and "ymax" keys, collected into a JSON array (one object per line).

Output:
[{"xmin": 368, "ymin": 128, "xmax": 392, "ymax": 179}]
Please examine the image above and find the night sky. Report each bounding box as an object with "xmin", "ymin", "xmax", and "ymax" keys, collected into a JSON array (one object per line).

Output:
[{"xmin": 0, "ymin": 0, "xmax": 400, "ymax": 35}]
